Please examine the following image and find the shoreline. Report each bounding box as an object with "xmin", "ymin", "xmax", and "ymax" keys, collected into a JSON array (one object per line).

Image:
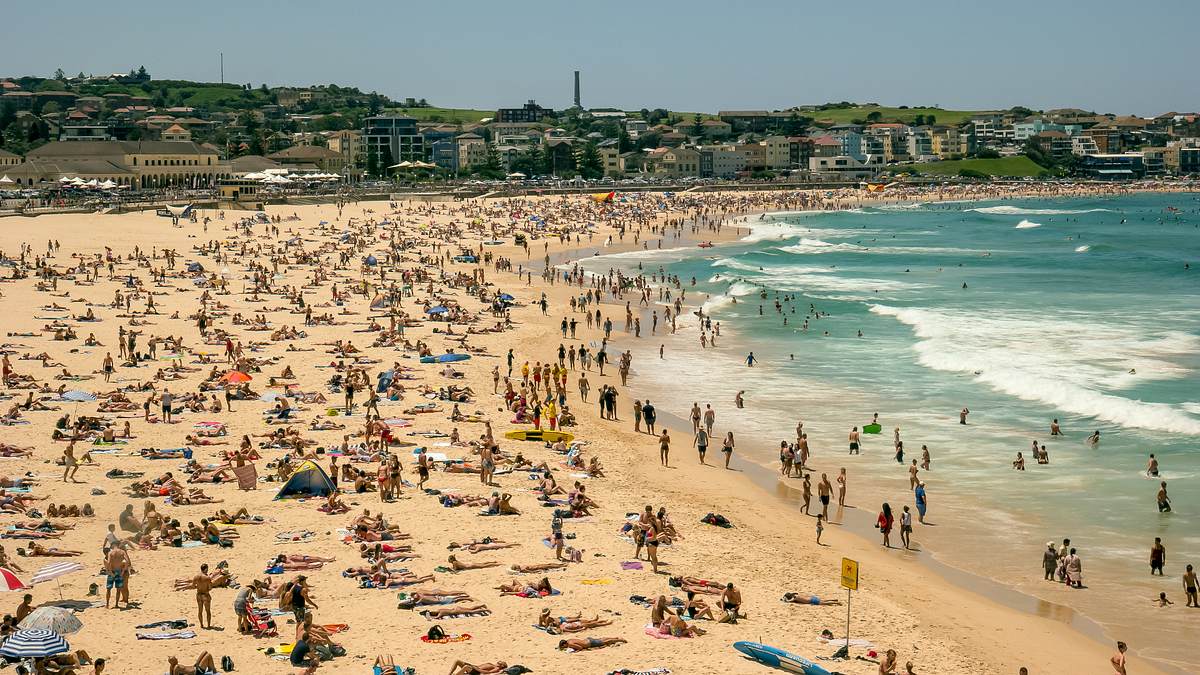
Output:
[{"xmin": 553, "ymin": 188, "xmax": 1197, "ymax": 674}]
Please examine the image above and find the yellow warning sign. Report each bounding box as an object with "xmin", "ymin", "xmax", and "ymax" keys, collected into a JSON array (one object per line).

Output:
[{"xmin": 840, "ymin": 557, "xmax": 859, "ymax": 591}]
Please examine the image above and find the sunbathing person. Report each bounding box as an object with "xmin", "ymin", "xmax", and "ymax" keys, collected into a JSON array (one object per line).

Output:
[
  {"xmin": 420, "ymin": 603, "xmax": 490, "ymax": 619},
  {"xmin": 447, "ymin": 660, "xmax": 508, "ymax": 675},
  {"xmin": 188, "ymin": 466, "xmax": 233, "ymax": 483},
  {"xmin": 668, "ymin": 575, "xmax": 726, "ymax": 595},
  {"xmin": 214, "ymin": 508, "xmax": 261, "ymax": 524},
  {"xmin": 396, "ymin": 589, "xmax": 473, "ymax": 608},
  {"xmin": 538, "ymin": 608, "xmax": 613, "ymax": 634},
  {"xmin": 450, "ymin": 540, "xmax": 517, "ymax": 554},
  {"xmin": 448, "ymin": 555, "xmax": 501, "ymax": 571},
  {"xmin": 661, "ymin": 614, "xmax": 706, "ymax": 637},
  {"xmin": 511, "ymin": 562, "xmax": 567, "ymax": 573},
  {"xmin": 497, "ymin": 577, "xmax": 554, "ymax": 596},
  {"xmin": 166, "ymin": 651, "xmax": 217, "ymax": 675},
  {"xmin": 557, "ymin": 637, "xmax": 627, "ymax": 651},
  {"xmin": 26, "ymin": 542, "xmax": 84, "ymax": 556},
  {"xmin": 783, "ymin": 592, "xmax": 843, "ymax": 606},
  {"xmin": 267, "ymin": 554, "xmax": 328, "ymax": 572}
]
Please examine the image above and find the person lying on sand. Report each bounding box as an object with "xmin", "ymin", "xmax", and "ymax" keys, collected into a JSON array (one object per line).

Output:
[
  {"xmin": 497, "ymin": 577, "xmax": 554, "ymax": 596},
  {"xmin": 537, "ymin": 608, "xmax": 612, "ymax": 633},
  {"xmin": 447, "ymin": 659, "xmax": 508, "ymax": 675},
  {"xmin": 448, "ymin": 555, "xmax": 500, "ymax": 571},
  {"xmin": 397, "ymin": 590, "xmax": 474, "ymax": 608},
  {"xmin": 557, "ymin": 637, "xmax": 627, "ymax": 651},
  {"xmin": 510, "ymin": 562, "xmax": 567, "ymax": 573},
  {"xmin": 166, "ymin": 651, "xmax": 217, "ymax": 675},
  {"xmin": 783, "ymin": 592, "xmax": 843, "ymax": 606},
  {"xmin": 421, "ymin": 603, "xmax": 490, "ymax": 619},
  {"xmin": 448, "ymin": 540, "xmax": 517, "ymax": 554}
]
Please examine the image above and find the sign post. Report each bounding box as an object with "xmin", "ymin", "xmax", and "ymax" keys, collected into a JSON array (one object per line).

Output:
[{"xmin": 840, "ymin": 558, "xmax": 859, "ymax": 655}]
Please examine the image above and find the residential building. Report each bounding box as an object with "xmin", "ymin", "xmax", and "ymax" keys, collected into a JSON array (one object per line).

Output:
[
  {"xmin": 907, "ymin": 129, "xmax": 935, "ymax": 160},
  {"xmin": 598, "ymin": 142, "xmax": 621, "ymax": 177},
  {"xmin": 810, "ymin": 136, "xmax": 842, "ymax": 158},
  {"xmin": 671, "ymin": 119, "xmax": 733, "ymax": 139},
  {"xmin": 697, "ymin": 144, "xmax": 748, "ymax": 179},
  {"xmin": 429, "ymin": 140, "xmax": 457, "ymax": 171},
  {"xmin": 1030, "ymin": 131, "xmax": 1073, "ymax": 159},
  {"xmin": 228, "ymin": 155, "xmax": 283, "ymax": 176},
  {"xmin": 1164, "ymin": 142, "xmax": 1200, "ymax": 174},
  {"xmin": 60, "ymin": 125, "xmax": 113, "ymax": 142},
  {"xmin": 362, "ymin": 116, "xmax": 425, "ymax": 165},
  {"xmin": 1077, "ymin": 153, "xmax": 1146, "ymax": 179},
  {"xmin": 624, "ymin": 119, "xmax": 649, "ymax": 137},
  {"xmin": 495, "ymin": 100, "xmax": 552, "ymax": 123},
  {"xmin": 762, "ymin": 136, "xmax": 792, "ymax": 169},
  {"xmin": 659, "ymin": 132, "xmax": 688, "ymax": 148},
  {"xmin": 10, "ymin": 140, "xmax": 227, "ymax": 188},
  {"xmin": 327, "ymin": 130, "xmax": 362, "ymax": 168},
  {"xmin": 646, "ymin": 147, "xmax": 701, "ymax": 178},
  {"xmin": 788, "ymin": 137, "xmax": 813, "ymax": 169},
  {"xmin": 160, "ymin": 124, "xmax": 192, "ymax": 142},
  {"xmin": 544, "ymin": 139, "xmax": 577, "ymax": 176},
  {"xmin": 808, "ymin": 154, "xmax": 884, "ymax": 180},
  {"xmin": 267, "ymin": 144, "xmax": 345, "ymax": 172},
  {"xmin": 1071, "ymin": 135, "xmax": 1100, "ymax": 156},
  {"xmin": 1013, "ymin": 120, "xmax": 1080, "ymax": 141},
  {"xmin": 489, "ymin": 122, "xmax": 545, "ymax": 140},
  {"xmin": 930, "ymin": 126, "xmax": 972, "ymax": 158},
  {"xmin": 1138, "ymin": 147, "xmax": 1167, "ymax": 175},
  {"xmin": 1082, "ymin": 126, "xmax": 1121, "ymax": 154},
  {"xmin": 455, "ymin": 133, "xmax": 487, "ymax": 171},
  {"xmin": 741, "ymin": 143, "xmax": 766, "ymax": 170}
]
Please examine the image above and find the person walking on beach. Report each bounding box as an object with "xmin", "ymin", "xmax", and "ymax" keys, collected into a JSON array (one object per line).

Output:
[
  {"xmin": 1151, "ymin": 537, "xmax": 1166, "ymax": 575},
  {"xmin": 704, "ymin": 405, "xmax": 715, "ymax": 435},
  {"xmin": 837, "ymin": 468, "xmax": 847, "ymax": 506},
  {"xmin": 1183, "ymin": 564, "xmax": 1198, "ymax": 607},
  {"xmin": 876, "ymin": 503, "xmax": 894, "ymax": 548},
  {"xmin": 633, "ymin": 399, "xmax": 642, "ymax": 433},
  {"xmin": 1043, "ymin": 542, "xmax": 1059, "ymax": 580},
  {"xmin": 1110, "ymin": 641, "xmax": 1127, "ymax": 675},
  {"xmin": 193, "ymin": 563, "xmax": 214, "ymax": 629},
  {"xmin": 642, "ymin": 400, "xmax": 657, "ymax": 435},
  {"xmin": 899, "ymin": 506, "xmax": 913, "ymax": 549},
  {"xmin": 815, "ymin": 514, "xmax": 825, "ymax": 545},
  {"xmin": 1064, "ymin": 548, "xmax": 1083, "ymax": 588},
  {"xmin": 659, "ymin": 429, "xmax": 670, "ymax": 467},
  {"xmin": 721, "ymin": 432, "xmax": 734, "ymax": 469},
  {"xmin": 818, "ymin": 474, "xmax": 832, "ymax": 520},
  {"xmin": 693, "ymin": 427, "xmax": 709, "ymax": 465},
  {"xmin": 690, "ymin": 403, "xmax": 701, "ymax": 432}
]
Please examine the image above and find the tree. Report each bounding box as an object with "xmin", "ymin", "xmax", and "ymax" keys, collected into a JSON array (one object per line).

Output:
[
  {"xmin": 53, "ymin": 68, "xmax": 66, "ymax": 81},
  {"xmin": 477, "ymin": 143, "xmax": 505, "ymax": 179},
  {"xmin": 618, "ymin": 129, "xmax": 633, "ymax": 153},
  {"xmin": 247, "ymin": 133, "xmax": 265, "ymax": 156},
  {"xmin": 41, "ymin": 102, "xmax": 61, "ymax": 115},
  {"xmin": 379, "ymin": 144, "xmax": 394, "ymax": 178},
  {"xmin": 926, "ymin": 115, "xmax": 936, "ymax": 126},
  {"xmin": 866, "ymin": 111, "xmax": 883, "ymax": 123},
  {"xmin": 975, "ymin": 148, "xmax": 1001, "ymax": 159},
  {"xmin": 576, "ymin": 142, "xmax": 604, "ymax": 179},
  {"xmin": 690, "ymin": 113, "xmax": 704, "ymax": 138},
  {"xmin": 913, "ymin": 115, "xmax": 926, "ymax": 126},
  {"xmin": 366, "ymin": 146, "xmax": 380, "ymax": 178},
  {"xmin": 136, "ymin": 65, "xmax": 149, "ymax": 81}
]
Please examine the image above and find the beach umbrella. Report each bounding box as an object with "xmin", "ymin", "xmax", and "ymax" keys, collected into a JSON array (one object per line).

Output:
[
  {"xmin": 0, "ymin": 629, "xmax": 69, "ymax": 658},
  {"xmin": 259, "ymin": 392, "xmax": 284, "ymax": 402},
  {"xmin": 498, "ymin": 293, "xmax": 515, "ymax": 302},
  {"xmin": 0, "ymin": 568, "xmax": 28, "ymax": 591},
  {"xmin": 221, "ymin": 371, "xmax": 252, "ymax": 384},
  {"xmin": 31, "ymin": 562, "xmax": 82, "ymax": 587},
  {"xmin": 0, "ymin": 176, "xmax": 13, "ymax": 185},
  {"xmin": 425, "ymin": 306, "xmax": 448, "ymax": 315},
  {"xmin": 18, "ymin": 607, "xmax": 81, "ymax": 635},
  {"xmin": 60, "ymin": 390, "xmax": 95, "ymax": 403}
]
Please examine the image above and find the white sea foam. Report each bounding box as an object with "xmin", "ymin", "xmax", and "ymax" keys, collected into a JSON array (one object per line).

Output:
[
  {"xmin": 870, "ymin": 304, "xmax": 1200, "ymax": 435},
  {"xmin": 593, "ymin": 245, "xmax": 695, "ymax": 262},
  {"xmin": 1075, "ymin": 245, "xmax": 1091, "ymax": 253},
  {"xmin": 1015, "ymin": 220, "xmax": 1042, "ymax": 229},
  {"xmin": 778, "ymin": 238, "xmax": 867, "ymax": 254},
  {"xmin": 969, "ymin": 206, "xmax": 1113, "ymax": 216}
]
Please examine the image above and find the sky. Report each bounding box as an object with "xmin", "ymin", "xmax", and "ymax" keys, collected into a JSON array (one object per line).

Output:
[{"xmin": 5, "ymin": 0, "xmax": 1198, "ymax": 117}]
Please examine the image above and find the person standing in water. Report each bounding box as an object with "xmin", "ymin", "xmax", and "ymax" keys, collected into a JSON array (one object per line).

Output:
[
  {"xmin": 1183, "ymin": 564, "xmax": 1198, "ymax": 607},
  {"xmin": 959, "ymin": 407, "xmax": 969, "ymax": 424},
  {"xmin": 1146, "ymin": 454, "xmax": 1159, "ymax": 477},
  {"xmin": 848, "ymin": 427, "xmax": 860, "ymax": 455},
  {"xmin": 1151, "ymin": 538, "xmax": 1166, "ymax": 576},
  {"xmin": 745, "ymin": 352, "xmax": 756, "ymax": 367},
  {"xmin": 1157, "ymin": 481, "xmax": 1172, "ymax": 512},
  {"xmin": 1050, "ymin": 418, "xmax": 1063, "ymax": 436}
]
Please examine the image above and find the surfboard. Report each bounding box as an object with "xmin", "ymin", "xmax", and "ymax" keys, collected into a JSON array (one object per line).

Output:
[
  {"xmin": 504, "ymin": 430, "xmax": 575, "ymax": 443},
  {"xmin": 733, "ymin": 641, "xmax": 836, "ymax": 674},
  {"xmin": 862, "ymin": 423, "xmax": 882, "ymax": 434},
  {"xmin": 419, "ymin": 354, "xmax": 472, "ymax": 364}
]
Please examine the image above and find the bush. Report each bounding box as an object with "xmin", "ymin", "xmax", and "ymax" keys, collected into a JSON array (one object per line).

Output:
[
  {"xmin": 975, "ymin": 148, "xmax": 1001, "ymax": 159},
  {"xmin": 958, "ymin": 169, "xmax": 988, "ymax": 179}
]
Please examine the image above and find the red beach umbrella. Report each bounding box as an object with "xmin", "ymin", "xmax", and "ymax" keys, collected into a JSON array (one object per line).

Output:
[
  {"xmin": 221, "ymin": 371, "xmax": 252, "ymax": 383},
  {"xmin": 0, "ymin": 567, "xmax": 28, "ymax": 591}
]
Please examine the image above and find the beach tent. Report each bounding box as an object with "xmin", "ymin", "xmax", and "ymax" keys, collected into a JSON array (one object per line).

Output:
[{"xmin": 274, "ymin": 460, "xmax": 336, "ymax": 499}]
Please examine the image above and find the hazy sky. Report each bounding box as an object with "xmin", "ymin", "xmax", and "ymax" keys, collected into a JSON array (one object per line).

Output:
[{"xmin": 6, "ymin": 0, "xmax": 1197, "ymax": 116}]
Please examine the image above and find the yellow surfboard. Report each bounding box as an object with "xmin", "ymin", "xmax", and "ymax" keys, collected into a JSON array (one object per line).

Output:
[{"xmin": 504, "ymin": 430, "xmax": 575, "ymax": 443}]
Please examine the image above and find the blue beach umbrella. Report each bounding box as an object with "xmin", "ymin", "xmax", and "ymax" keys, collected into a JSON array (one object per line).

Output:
[
  {"xmin": 0, "ymin": 629, "xmax": 70, "ymax": 658},
  {"xmin": 425, "ymin": 306, "xmax": 448, "ymax": 315}
]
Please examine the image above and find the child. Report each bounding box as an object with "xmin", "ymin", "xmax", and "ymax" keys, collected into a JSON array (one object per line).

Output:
[{"xmin": 815, "ymin": 514, "xmax": 824, "ymax": 545}]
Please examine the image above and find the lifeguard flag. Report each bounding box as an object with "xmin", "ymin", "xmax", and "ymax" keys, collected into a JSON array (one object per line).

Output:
[{"xmin": 591, "ymin": 191, "xmax": 615, "ymax": 203}]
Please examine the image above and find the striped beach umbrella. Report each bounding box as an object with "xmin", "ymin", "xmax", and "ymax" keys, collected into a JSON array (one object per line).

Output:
[
  {"xmin": 0, "ymin": 567, "xmax": 28, "ymax": 591},
  {"xmin": 30, "ymin": 562, "xmax": 83, "ymax": 586},
  {"xmin": 60, "ymin": 390, "xmax": 96, "ymax": 403},
  {"xmin": 0, "ymin": 629, "xmax": 69, "ymax": 658},
  {"xmin": 18, "ymin": 606, "xmax": 82, "ymax": 635}
]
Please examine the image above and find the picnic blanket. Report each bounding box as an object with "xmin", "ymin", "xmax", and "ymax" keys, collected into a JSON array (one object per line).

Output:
[
  {"xmin": 419, "ymin": 633, "xmax": 472, "ymax": 643},
  {"xmin": 136, "ymin": 629, "xmax": 196, "ymax": 640}
]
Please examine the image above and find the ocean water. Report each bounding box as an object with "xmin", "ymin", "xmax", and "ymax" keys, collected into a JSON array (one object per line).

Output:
[{"xmin": 581, "ymin": 193, "xmax": 1200, "ymax": 669}]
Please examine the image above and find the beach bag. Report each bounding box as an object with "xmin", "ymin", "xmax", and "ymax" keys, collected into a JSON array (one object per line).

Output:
[{"xmin": 221, "ymin": 655, "xmax": 234, "ymax": 671}]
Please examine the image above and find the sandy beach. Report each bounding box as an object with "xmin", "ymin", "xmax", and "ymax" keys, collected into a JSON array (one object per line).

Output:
[{"xmin": 0, "ymin": 187, "xmax": 1179, "ymax": 675}]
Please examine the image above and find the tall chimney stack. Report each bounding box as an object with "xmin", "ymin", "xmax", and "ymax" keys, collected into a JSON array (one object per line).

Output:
[{"xmin": 573, "ymin": 70, "xmax": 581, "ymax": 108}]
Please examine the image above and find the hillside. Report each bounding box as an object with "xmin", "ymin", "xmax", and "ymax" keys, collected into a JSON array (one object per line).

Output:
[{"xmin": 807, "ymin": 105, "xmax": 987, "ymax": 126}]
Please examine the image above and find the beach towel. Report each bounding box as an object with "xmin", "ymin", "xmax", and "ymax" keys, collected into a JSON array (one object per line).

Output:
[
  {"xmin": 136, "ymin": 629, "xmax": 196, "ymax": 640},
  {"xmin": 620, "ymin": 561, "xmax": 644, "ymax": 570},
  {"xmin": 515, "ymin": 588, "xmax": 560, "ymax": 599},
  {"xmin": 420, "ymin": 633, "xmax": 472, "ymax": 643},
  {"xmin": 257, "ymin": 643, "xmax": 295, "ymax": 655},
  {"xmin": 233, "ymin": 463, "xmax": 258, "ymax": 490},
  {"xmin": 580, "ymin": 578, "xmax": 613, "ymax": 585},
  {"xmin": 643, "ymin": 623, "xmax": 684, "ymax": 640},
  {"xmin": 607, "ymin": 669, "xmax": 671, "ymax": 675},
  {"xmin": 136, "ymin": 619, "xmax": 189, "ymax": 630}
]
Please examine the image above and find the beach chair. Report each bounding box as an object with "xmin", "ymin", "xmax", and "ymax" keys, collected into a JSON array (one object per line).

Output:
[{"xmin": 246, "ymin": 603, "xmax": 278, "ymax": 638}]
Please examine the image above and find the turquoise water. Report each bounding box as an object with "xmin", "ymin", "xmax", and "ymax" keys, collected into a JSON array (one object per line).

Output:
[{"xmin": 582, "ymin": 193, "xmax": 1200, "ymax": 667}]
